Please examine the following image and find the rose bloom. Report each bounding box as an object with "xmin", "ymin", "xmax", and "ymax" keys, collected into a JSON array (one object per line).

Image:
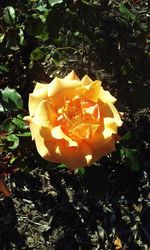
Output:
[{"xmin": 24, "ymin": 71, "xmax": 123, "ymax": 169}]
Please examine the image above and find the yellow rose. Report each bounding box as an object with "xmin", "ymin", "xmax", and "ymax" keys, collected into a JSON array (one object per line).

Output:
[{"xmin": 24, "ymin": 71, "xmax": 123, "ymax": 169}]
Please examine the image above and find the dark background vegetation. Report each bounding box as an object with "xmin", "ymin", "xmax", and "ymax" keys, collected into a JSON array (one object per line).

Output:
[{"xmin": 0, "ymin": 0, "xmax": 150, "ymax": 249}]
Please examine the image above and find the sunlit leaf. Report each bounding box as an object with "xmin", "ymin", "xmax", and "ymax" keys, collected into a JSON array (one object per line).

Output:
[
  {"xmin": 119, "ymin": 4, "xmax": 136, "ymax": 23},
  {"xmin": 3, "ymin": 6, "xmax": 16, "ymax": 24},
  {"xmin": 0, "ymin": 87, "xmax": 23, "ymax": 110},
  {"xmin": 30, "ymin": 46, "xmax": 49, "ymax": 61},
  {"xmin": 12, "ymin": 115, "xmax": 27, "ymax": 130},
  {"xmin": 77, "ymin": 167, "xmax": 85, "ymax": 176},
  {"xmin": 57, "ymin": 163, "xmax": 66, "ymax": 168},
  {"xmin": 48, "ymin": 0, "xmax": 64, "ymax": 7},
  {"xmin": 6, "ymin": 134, "xmax": 19, "ymax": 149},
  {"xmin": 15, "ymin": 132, "xmax": 31, "ymax": 137},
  {"xmin": 0, "ymin": 33, "xmax": 5, "ymax": 43}
]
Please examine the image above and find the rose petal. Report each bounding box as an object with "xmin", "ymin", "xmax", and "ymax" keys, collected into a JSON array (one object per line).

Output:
[
  {"xmin": 94, "ymin": 136, "xmax": 116, "ymax": 160},
  {"xmin": 55, "ymin": 141, "xmax": 93, "ymax": 169},
  {"xmin": 81, "ymin": 75, "xmax": 93, "ymax": 86},
  {"xmin": 48, "ymin": 77, "xmax": 81, "ymax": 106},
  {"xmin": 29, "ymin": 85, "xmax": 49, "ymax": 116},
  {"xmin": 99, "ymin": 86, "xmax": 117, "ymax": 104},
  {"xmin": 51, "ymin": 125, "xmax": 78, "ymax": 147},
  {"xmin": 100, "ymin": 103, "xmax": 123, "ymax": 127},
  {"xmin": 34, "ymin": 100, "xmax": 58, "ymax": 126},
  {"xmin": 83, "ymin": 103, "xmax": 100, "ymax": 120},
  {"xmin": 71, "ymin": 123, "xmax": 99, "ymax": 139},
  {"xmin": 87, "ymin": 124, "xmax": 114, "ymax": 149},
  {"xmin": 33, "ymin": 82, "xmax": 48, "ymax": 93},
  {"xmin": 103, "ymin": 117, "xmax": 118, "ymax": 137},
  {"xmin": 35, "ymin": 134, "xmax": 60, "ymax": 163},
  {"xmin": 64, "ymin": 70, "xmax": 80, "ymax": 80},
  {"xmin": 81, "ymin": 80, "xmax": 101, "ymax": 102}
]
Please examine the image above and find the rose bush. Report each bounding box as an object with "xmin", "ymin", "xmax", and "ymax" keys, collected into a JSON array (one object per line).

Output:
[{"xmin": 24, "ymin": 71, "xmax": 123, "ymax": 169}]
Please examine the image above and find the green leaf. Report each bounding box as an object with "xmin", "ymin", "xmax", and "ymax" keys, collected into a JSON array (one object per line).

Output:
[
  {"xmin": 6, "ymin": 134, "xmax": 19, "ymax": 149},
  {"xmin": 26, "ymin": 14, "xmax": 48, "ymax": 40},
  {"xmin": 30, "ymin": 46, "xmax": 49, "ymax": 61},
  {"xmin": 10, "ymin": 157, "xmax": 16, "ymax": 164},
  {"xmin": 3, "ymin": 6, "xmax": 16, "ymax": 24},
  {"xmin": 0, "ymin": 33, "xmax": 5, "ymax": 43},
  {"xmin": 0, "ymin": 103, "xmax": 4, "ymax": 112},
  {"xmin": 119, "ymin": 4, "xmax": 136, "ymax": 23},
  {"xmin": 1, "ymin": 119, "xmax": 15, "ymax": 133},
  {"xmin": 122, "ymin": 131, "xmax": 132, "ymax": 141},
  {"xmin": 15, "ymin": 132, "xmax": 31, "ymax": 137},
  {"xmin": 0, "ymin": 87, "xmax": 23, "ymax": 110},
  {"xmin": 77, "ymin": 167, "xmax": 85, "ymax": 176},
  {"xmin": 12, "ymin": 115, "xmax": 27, "ymax": 130},
  {"xmin": 57, "ymin": 163, "xmax": 66, "ymax": 169},
  {"xmin": 121, "ymin": 147, "xmax": 140, "ymax": 171},
  {"xmin": 35, "ymin": 6, "xmax": 49, "ymax": 13},
  {"xmin": 125, "ymin": 149, "xmax": 140, "ymax": 171},
  {"xmin": 19, "ymin": 28, "xmax": 24, "ymax": 45},
  {"xmin": 48, "ymin": 0, "xmax": 64, "ymax": 7},
  {"xmin": 0, "ymin": 65, "xmax": 9, "ymax": 74}
]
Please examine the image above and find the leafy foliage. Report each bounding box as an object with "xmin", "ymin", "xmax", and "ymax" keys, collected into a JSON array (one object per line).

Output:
[
  {"xmin": 0, "ymin": 1, "xmax": 149, "ymax": 249},
  {"xmin": 0, "ymin": 0, "xmax": 149, "ymax": 189}
]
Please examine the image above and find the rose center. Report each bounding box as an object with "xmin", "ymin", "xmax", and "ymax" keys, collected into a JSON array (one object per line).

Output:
[{"xmin": 57, "ymin": 97, "xmax": 100, "ymax": 129}]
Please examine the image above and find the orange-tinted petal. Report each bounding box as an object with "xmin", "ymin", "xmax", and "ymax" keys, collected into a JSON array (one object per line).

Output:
[
  {"xmin": 71, "ymin": 123, "xmax": 99, "ymax": 139},
  {"xmin": 48, "ymin": 77, "xmax": 81, "ymax": 106},
  {"xmin": 51, "ymin": 125, "xmax": 78, "ymax": 147},
  {"xmin": 55, "ymin": 141, "xmax": 93, "ymax": 169},
  {"xmin": 35, "ymin": 134, "xmax": 60, "ymax": 163},
  {"xmin": 93, "ymin": 136, "xmax": 116, "ymax": 160}
]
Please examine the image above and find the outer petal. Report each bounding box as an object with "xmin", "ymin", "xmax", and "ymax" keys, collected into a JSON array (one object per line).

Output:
[
  {"xmin": 99, "ymin": 86, "xmax": 117, "ymax": 104},
  {"xmin": 34, "ymin": 100, "xmax": 58, "ymax": 126},
  {"xmin": 93, "ymin": 136, "xmax": 116, "ymax": 160},
  {"xmin": 29, "ymin": 85, "xmax": 49, "ymax": 116},
  {"xmin": 55, "ymin": 141, "xmax": 93, "ymax": 169},
  {"xmin": 25, "ymin": 117, "xmax": 60, "ymax": 162},
  {"xmin": 102, "ymin": 117, "xmax": 118, "ymax": 138},
  {"xmin": 64, "ymin": 70, "xmax": 80, "ymax": 80},
  {"xmin": 81, "ymin": 75, "xmax": 93, "ymax": 86},
  {"xmin": 33, "ymin": 82, "xmax": 48, "ymax": 93},
  {"xmin": 81, "ymin": 80, "xmax": 101, "ymax": 102},
  {"xmin": 100, "ymin": 103, "xmax": 123, "ymax": 127},
  {"xmin": 48, "ymin": 77, "xmax": 81, "ymax": 106},
  {"xmin": 35, "ymin": 134, "xmax": 60, "ymax": 163}
]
